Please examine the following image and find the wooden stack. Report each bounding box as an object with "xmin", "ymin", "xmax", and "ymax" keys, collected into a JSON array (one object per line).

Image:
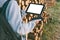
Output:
[
  {"xmin": 44, "ymin": 0, "xmax": 56, "ymax": 9},
  {"xmin": 18, "ymin": 0, "xmax": 56, "ymax": 40},
  {"xmin": 19, "ymin": 0, "xmax": 56, "ymax": 9}
]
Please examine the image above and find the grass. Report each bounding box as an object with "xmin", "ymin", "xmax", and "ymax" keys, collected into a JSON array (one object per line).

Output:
[{"xmin": 42, "ymin": 2, "xmax": 60, "ymax": 40}]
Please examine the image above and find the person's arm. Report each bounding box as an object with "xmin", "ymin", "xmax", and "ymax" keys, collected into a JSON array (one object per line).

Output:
[
  {"xmin": 17, "ymin": 10, "xmax": 41, "ymax": 35},
  {"xmin": 6, "ymin": 0, "xmax": 40, "ymax": 35},
  {"xmin": 6, "ymin": 0, "xmax": 22, "ymax": 32}
]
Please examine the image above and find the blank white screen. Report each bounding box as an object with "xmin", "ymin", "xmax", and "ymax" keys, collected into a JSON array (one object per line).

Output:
[{"xmin": 27, "ymin": 4, "xmax": 43, "ymax": 14}]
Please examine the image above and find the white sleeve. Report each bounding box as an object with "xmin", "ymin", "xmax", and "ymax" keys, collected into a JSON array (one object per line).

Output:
[
  {"xmin": 17, "ymin": 21, "xmax": 35, "ymax": 35},
  {"xmin": 17, "ymin": 10, "xmax": 41, "ymax": 35},
  {"xmin": 6, "ymin": 0, "xmax": 22, "ymax": 32},
  {"xmin": 6, "ymin": 0, "xmax": 41, "ymax": 35}
]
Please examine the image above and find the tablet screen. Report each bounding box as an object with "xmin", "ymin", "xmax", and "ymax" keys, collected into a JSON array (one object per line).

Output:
[{"xmin": 26, "ymin": 3, "xmax": 44, "ymax": 14}]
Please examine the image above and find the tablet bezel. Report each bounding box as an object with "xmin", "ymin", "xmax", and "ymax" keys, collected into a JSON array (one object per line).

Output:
[{"xmin": 25, "ymin": 3, "xmax": 45, "ymax": 15}]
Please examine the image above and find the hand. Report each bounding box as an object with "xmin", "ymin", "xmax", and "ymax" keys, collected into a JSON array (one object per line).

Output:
[{"xmin": 35, "ymin": 20, "xmax": 40, "ymax": 24}]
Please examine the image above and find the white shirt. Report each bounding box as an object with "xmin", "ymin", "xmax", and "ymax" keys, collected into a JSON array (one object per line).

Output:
[
  {"xmin": 0, "ymin": 0, "xmax": 7, "ymax": 7},
  {"xmin": 6, "ymin": 0, "xmax": 41, "ymax": 35}
]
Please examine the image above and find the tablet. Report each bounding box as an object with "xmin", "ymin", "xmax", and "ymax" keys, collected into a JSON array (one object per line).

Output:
[
  {"xmin": 26, "ymin": 3, "xmax": 44, "ymax": 15},
  {"xmin": 26, "ymin": 3, "xmax": 44, "ymax": 21}
]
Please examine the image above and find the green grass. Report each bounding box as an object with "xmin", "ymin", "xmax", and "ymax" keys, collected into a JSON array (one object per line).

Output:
[{"xmin": 42, "ymin": 2, "xmax": 60, "ymax": 40}]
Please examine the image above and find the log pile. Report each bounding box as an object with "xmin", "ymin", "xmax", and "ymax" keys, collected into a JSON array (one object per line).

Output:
[{"xmin": 18, "ymin": 0, "xmax": 56, "ymax": 40}]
